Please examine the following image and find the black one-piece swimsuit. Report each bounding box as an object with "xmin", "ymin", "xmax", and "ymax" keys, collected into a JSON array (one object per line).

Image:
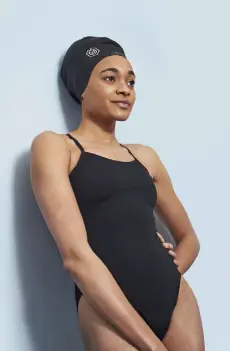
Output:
[{"xmin": 66, "ymin": 133, "xmax": 181, "ymax": 341}]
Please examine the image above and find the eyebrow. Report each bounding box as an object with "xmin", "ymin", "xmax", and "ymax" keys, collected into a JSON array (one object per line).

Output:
[{"xmin": 100, "ymin": 67, "xmax": 136, "ymax": 78}]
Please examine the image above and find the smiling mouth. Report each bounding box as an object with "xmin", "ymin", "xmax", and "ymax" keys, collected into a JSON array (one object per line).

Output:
[{"xmin": 112, "ymin": 101, "xmax": 131, "ymax": 109}]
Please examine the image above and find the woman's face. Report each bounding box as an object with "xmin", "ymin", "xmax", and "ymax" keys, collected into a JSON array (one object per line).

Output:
[{"xmin": 82, "ymin": 55, "xmax": 136, "ymax": 122}]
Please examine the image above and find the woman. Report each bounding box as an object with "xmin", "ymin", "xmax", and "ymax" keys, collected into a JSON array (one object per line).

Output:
[{"xmin": 30, "ymin": 36, "xmax": 205, "ymax": 350}]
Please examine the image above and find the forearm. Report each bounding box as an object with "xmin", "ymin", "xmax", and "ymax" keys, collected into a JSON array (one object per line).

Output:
[
  {"xmin": 65, "ymin": 247, "xmax": 167, "ymax": 351},
  {"xmin": 175, "ymin": 233, "xmax": 200, "ymax": 274}
]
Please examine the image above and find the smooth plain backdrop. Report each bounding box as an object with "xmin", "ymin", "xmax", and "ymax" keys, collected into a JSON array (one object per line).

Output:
[{"xmin": 1, "ymin": 1, "xmax": 229, "ymax": 350}]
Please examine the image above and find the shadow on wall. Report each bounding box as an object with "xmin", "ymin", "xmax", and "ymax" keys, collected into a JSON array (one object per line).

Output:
[
  {"xmin": 13, "ymin": 62, "xmax": 84, "ymax": 351},
  {"xmin": 58, "ymin": 56, "xmax": 82, "ymax": 132},
  {"xmin": 13, "ymin": 155, "xmax": 84, "ymax": 351}
]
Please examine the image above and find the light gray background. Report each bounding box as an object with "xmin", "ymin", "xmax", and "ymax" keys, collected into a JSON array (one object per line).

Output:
[{"xmin": 1, "ymin": 1, "xmax": 229, "ymax": 350}]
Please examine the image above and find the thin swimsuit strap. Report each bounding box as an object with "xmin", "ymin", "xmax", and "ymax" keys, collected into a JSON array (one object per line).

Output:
[
  {"xmin": 120, "ymin": 143, "xmax": 154, "ymax": 179},
  {"xmin": 66, "ymin": 133, "xmax": 140, "ymax": 165},
  {"xmin": 66, "ymin": 133, "xmax": 85, "ymax": 152},
  {"xmin": 120, "ymin": 143, "xmax": 139, "ymax": 162}
]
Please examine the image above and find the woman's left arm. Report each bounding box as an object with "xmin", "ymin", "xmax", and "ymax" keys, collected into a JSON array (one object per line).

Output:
[{"xmin": 150, "ymin": 148, "xmax": 200, "ymax": 275}]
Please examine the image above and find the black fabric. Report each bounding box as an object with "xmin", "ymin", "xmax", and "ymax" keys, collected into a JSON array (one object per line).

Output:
[
  {"xmin": 66, "ymin": 133, "xmax": 182, "ymax": 341},
  {"xmin": 60, "ymin": 36, "xmax": 126, "ymax": 104}
]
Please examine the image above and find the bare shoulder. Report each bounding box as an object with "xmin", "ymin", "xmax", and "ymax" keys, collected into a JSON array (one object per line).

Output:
[
  {"xmin": 125, "ymin": 143, "xmax": 158, "ymax": 160},
  {"xmin": 31, "ymin": 130, "xmax": 67, "ymax": 150},
  {"xmin": 30, "ymin": 130, "xmax": 70, "ymax": 171},
  {"xmin": 124, "ymin": 143, "xmax": 161, "ymax": 180}
]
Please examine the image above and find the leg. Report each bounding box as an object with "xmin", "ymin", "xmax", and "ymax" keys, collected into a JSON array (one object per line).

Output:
[
  {"xmin": 162, "ymin": 277, "xmax": 205, "ymax": 351},
  {"xmin": 77, "ymin": 296, "xmax": 139, "ymax": 351}
]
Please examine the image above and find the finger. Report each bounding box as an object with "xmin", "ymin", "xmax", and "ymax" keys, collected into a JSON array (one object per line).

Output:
[
  {"xmin": 163, "ymin": 242, "xmax": 173, "ymax": 249},
  {"xmin": 168, "ymin": 250, "xmax": 176, "ymax": 257},
  {"xmin": 157, "ymin": 232, "xmax": 164, "ymax": 242},
  {"xmin": 157, "ymin": 232, "xmax": 165, "ymax": 243}
]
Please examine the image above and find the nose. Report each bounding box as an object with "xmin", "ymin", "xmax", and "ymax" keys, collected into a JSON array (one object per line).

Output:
[{"xmin": 116, "ymin": 81, "xmax": 131, "ymax": 97}]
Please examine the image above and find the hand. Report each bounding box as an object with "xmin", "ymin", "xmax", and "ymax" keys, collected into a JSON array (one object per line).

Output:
[{"xmin": 156, "ymin": 232, "xmax": 179, "ymax": 267}]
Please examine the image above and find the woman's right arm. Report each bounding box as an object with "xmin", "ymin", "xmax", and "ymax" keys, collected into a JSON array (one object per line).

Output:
[{"xmin": 30, "ymin": 131, "xmax": 167, "ymax": 351}]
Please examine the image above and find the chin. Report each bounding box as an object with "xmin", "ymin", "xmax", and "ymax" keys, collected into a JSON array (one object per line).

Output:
[
  {"xmin": 115, "ymin": 114, "xmax": 130, "ymax": 122},
  {"xmin": 105, "ymin": 102, "xmax": 132, "ymax": 122},
  {"xmin": 110, "ymin": 108, "xmax": 132, "ymax": 122},
  {"xmin": 107, "ymin": 110, "xmax": 130, "ymax": 122}
]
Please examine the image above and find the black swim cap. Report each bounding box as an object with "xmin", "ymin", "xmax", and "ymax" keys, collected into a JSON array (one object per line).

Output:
[{"xmin": 60, "ymin": 36, "xmax": 126, "ymax": 104}]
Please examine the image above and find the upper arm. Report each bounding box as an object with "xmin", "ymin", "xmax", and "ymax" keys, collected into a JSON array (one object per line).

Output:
[
  {"xmin": 30, "ymin": 131, "xmax": 90, "ymax": 264},
  {"xmin": 137, "ymin": 145, "xmax": 197, "ymax": 244}
]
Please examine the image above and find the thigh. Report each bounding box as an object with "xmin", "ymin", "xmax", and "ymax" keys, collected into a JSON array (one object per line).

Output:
[
  {"xmin": 77, "ymin": 296, "xmax": 138, "ymax": 351},
  {"xmin": 162, "ymin": 277, "xmax": 205, "ymax": 351}
]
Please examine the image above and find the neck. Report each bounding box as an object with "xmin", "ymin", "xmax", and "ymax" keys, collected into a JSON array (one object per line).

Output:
[{"xmin": 73, "ymin": 117, "xmax": 118, "ymax": 144}]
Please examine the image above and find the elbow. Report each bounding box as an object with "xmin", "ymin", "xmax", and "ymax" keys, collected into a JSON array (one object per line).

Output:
[
  {"xmin": 63, "ymin": 245, "xmax": 92, "ymax": 276},
  {"xmin": 63, "ymin": 254, "xmax": 80, "ymax": 275},
  {"xmin": 63, "ymin": 254, "xmax": 85, "ymax": 290},
  {"xmin": 191, "ymin": 232, "xmax": 200, "ymax": 257}
]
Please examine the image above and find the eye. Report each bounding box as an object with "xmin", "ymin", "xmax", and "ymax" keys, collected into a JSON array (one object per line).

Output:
[
  {"xmin": 103, "ymin": 75, "xmax": 116, "ymax": 83},
  {"xmin": 128, "ymin": 80, "xmax": 135, "ymax": 88}
]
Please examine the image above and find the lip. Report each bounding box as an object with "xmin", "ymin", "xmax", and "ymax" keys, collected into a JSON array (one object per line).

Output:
[{"xmin": 111, "ymin": 100, "xmax": 131, "ymax": 108}]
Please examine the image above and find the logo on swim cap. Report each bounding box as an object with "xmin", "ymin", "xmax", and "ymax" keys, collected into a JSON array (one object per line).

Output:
[{"xmin": 86, "ymin": 47, "xmax": 100, "ymax": 57}]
